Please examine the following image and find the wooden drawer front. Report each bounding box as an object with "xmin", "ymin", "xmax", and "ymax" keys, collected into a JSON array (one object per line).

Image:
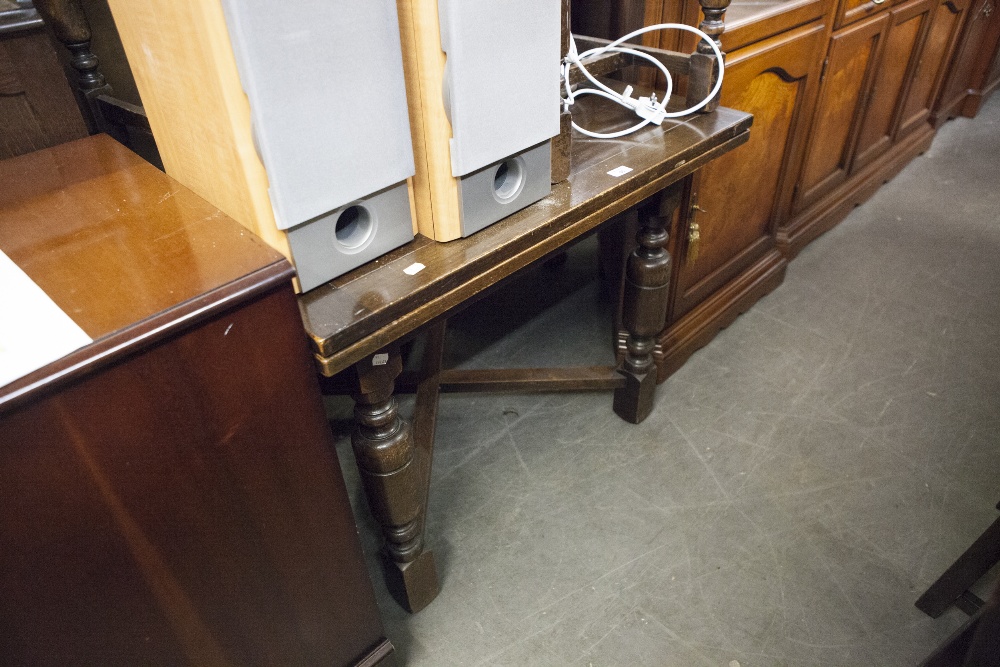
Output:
[
  {"xmin": 853, "ymin": 0, "xmax": 936, "ymax": 171},
  {"xmin": 672, "ymin": 23, "xmax": 826, "ymax": 319},
  {"xmin": 676, "ymin": 0, "xmax": 832, "ymax": 53},
  {"xmin": 795, "ymin": 13, "xmax": 889, "ymax": 213},
  {"xmin": 836, "ymin": 0, "xmax": 891, "ymax": 28},
  {"xmin": 898, "ymin": 0, "xmax": 970, "ymax": 137}
]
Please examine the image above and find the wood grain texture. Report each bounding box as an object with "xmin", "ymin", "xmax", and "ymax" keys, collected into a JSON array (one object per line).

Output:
[
  {"xmin": 300, "ymin": 102, "xmax": 753, "ymax": 377},
  {"xmin": 781, "ymin": 0, "xmax": 952, "ymax": 256},
  {"xmin": 836, "ymin": 0, "xmax": 900, "ymax": 28},
  {"xmin": 0, "ymin": 27, "xmax": 88, "ymax": 159},
  {"xmin": 105, "ymin": 0, "xmax": 292, "ymax": 262},
  {"xmin": 658, "ymin": 247, "xmax": 787, "ymax": 380},
  {"xmin": 0, "ymin": 135, "xmax": 391, "ymax": 666},
  {"xmin": 780, "ymin": 117, "xmax": 934, "ymax": 256},
  {"xmin": 899, "ymin": 0, "xmax": 969, "ymax": 136},
  {"xmin": 934, "ymin": 0, "xmax": 1000, "ymax": 120},
  {"xmin": 429, "ymin": 366, "xmax": 626, "ymax": 392},
  {"xmin": 33, "ymin": 0, "xmax": 91, "ymax": 43},
  {"xmin": 0, "ymin": 135, "xmax": 287, "ymax": 411},
  {"xmin": 715, "ymin": 0, "xmax": 832, "ymax": 52},
  {"xmin": 794, "ymin": 12, "xmax": 889, "ymax": 211},
  {"xmin": 396, "ymin": 0, "xmax": 462, "ymax": 241},
  {"xmin": 1, "ymin": 288, "xmax": 391, "ymax": 667},
  {"xmin": 674, "ymin": 22, "xmax": 826, "ymax": 320},
  {"xmin": 615, "ymin": 183, "xmax": 680, "ymax": 423},
  {"xmin": 852, "ymin": 0, "xmax": 935, "ymax": 172}
]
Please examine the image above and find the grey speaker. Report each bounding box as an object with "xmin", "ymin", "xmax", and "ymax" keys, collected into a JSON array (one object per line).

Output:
[
  {"xmin": 221, "ymin": 0, "xmax": 415, "ymax": 291},
  {"xmin": 439, "ymin": 0, "xmax": 563, "ymax": 236}
]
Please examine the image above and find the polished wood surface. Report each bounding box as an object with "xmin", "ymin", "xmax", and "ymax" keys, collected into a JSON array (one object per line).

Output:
[
  {"xmin": 302, "ymin": 94, "xmax": 751, "ymax": 613},
  {"xmin": 852, "ymin": 0, "xmax": 935, "ymax": 172},
  {"xmin": 899, "ymin": 0, "xmax": 970, "ymax": 136},
  {"xmin": 836, "ymin": 0, "xmax": 900, "ymax": 29},
  {"xmin": 786, "ymin": 101, "xmax": 936, "ymax": 256},
  {"xmin": 614, "ymin": 182, "xmax": 680, "ymax": 423},
  {"xmin": 2, "ymin": 290, "xmax": 391, "ymax": 667},
  {"xmin": 106, "ymin": 0, "xmax": 293, "ymax": 262},
  {"xmin": 934, "ymin": 0, "xmax": 1000, "ymax": 121},
  {"xmin": 584, "ymin": 0, "xmax": 966, "ymax": 377},
  {"xmin": 300, "ymin": 101, "xmax": 752, "ymax": 378},
  {"xmin": 0, "ymin": 135, "xmax": 286, "ymax": 410},
  {"xmin": 796, "ymin": 13, "xmax": 889, "ymax": 211},
  {"xmin": 716, "ymin": 0, "xmax": 831, "ymax": 51},
  {"xmin": 0, "ymin": 134, "xmax": 392, "ymax": 666},
  {"xmin": 673, "ymin": 21, "xmax": 824, "ymax": 320},
  {"xmin": 646, "ymin": 0, "xmax": 832, "ymax": 54},
  {"xmin": 783, "ymin": 0, "xmax": 953, "ymax": 254}
]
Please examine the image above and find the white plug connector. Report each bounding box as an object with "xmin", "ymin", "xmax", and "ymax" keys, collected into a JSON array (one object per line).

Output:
[
  {"xmin": 620, "ymin": 86, "xmax": 666, "ymax": 125},
  {"xmin": 635, "ymin": 94, "xmax": 666, "ymax": 125},
  {"xmin": 564, "ymin": 24, "xmax": 725, "ymax": 140}
]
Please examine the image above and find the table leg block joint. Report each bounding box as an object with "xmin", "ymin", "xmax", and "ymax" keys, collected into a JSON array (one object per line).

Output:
[
  {"xmin": 382, "ymin": 549, "xmax": 440, "ymax": 614},
  {"xmin": 613, "ymin": 368, "xmax": 657, "ymax": 424}
]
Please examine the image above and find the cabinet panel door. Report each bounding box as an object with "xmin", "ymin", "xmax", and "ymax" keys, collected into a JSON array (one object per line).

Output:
[
  {"xmin": 672, "ymin": 24, "xmax": 826, "ymax": 319},
  {"xmin": 794, "ymin": 13, "xmax": 889, "ymax": 213},
  {"xmin": 936, "ymin": 0, "xmax": 998, "ymax": 117},
  {"xmin": 853, "ymin": 0, "xmax": 935, "ymax": 171},
  {"xmin": 898, "ymin": 0, "xmax": 970, "ymax": 137}
]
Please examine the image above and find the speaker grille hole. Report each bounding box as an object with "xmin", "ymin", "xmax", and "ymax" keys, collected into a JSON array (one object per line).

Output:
[
  {"xmin": 493, "ymin": 158, "xmax": 524, "ymax": 203},
  {"xmin": 335, "ymin": 205, "xmax": 373, "ymax": 250}
]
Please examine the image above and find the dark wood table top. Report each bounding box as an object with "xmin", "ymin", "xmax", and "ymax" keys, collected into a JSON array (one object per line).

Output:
[
  {"xmin": 0, "ymin": 135, "xmax": 291, "ymax": 411},
  {"xmin": 299, "ymin": 102, "xmax": 753, "ymax": 376}
]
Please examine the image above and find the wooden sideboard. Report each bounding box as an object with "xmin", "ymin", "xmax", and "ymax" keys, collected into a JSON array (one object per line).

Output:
[
  {"xmin": 784, "ymin": 0, "xmax": 968, "ymax": 254},
  {"xmin": 578, "ymin": 0, "xmax": 995, "ymax": 380},
  {"xmin": 0, "ymin": 135, "xmax": 393, "ymax": 666}
]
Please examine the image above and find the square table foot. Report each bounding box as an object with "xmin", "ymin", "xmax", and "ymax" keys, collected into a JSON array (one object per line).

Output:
[
  {"xmin": 613, "ymin": 369, "xmax": 657, "ymax": 424},
  {"xmin": 383, "ymin": 550, "xmax": 440, "ymax": 613}
]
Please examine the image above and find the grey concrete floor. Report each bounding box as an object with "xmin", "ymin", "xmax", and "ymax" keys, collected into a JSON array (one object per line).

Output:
[{"xmin": 328, "ymin": 94, "xmax": 1000, "ymax": 666}]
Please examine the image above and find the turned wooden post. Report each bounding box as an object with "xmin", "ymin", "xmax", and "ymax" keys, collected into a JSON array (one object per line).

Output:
[
  {"xmin": 687, "ymin": 0, "xmax": 730, "ymax": 113},
  {"xmin": 613, "ymin": 182, "xmax": 683, "ymax": 424},
  {"xmin": 351, "ymin": 345, "xmax": 439, "ymax": 613},
  {"xmin": 33, "ymin": 0, "xmax": 116, "ymax": 136}
]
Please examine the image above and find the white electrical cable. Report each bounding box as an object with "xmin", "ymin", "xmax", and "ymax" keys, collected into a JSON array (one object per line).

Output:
[{"xmin": 564, "ymin": 23, "xmax": 726, "ymax": 140}]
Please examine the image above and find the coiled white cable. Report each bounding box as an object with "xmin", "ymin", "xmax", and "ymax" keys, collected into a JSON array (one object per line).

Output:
[{"xmin": 563, "ymin": 24, "xmax": 726, "ymax": 139}]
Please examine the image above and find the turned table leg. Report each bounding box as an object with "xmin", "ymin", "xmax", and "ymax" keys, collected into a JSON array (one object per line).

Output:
[
  {"xmin": 350, "ymin": 345, "xmax": 439, "ymax": 613},
  {"xmin": 614, "ymin": 182, "xmax": 682, "ymax": 424}
]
